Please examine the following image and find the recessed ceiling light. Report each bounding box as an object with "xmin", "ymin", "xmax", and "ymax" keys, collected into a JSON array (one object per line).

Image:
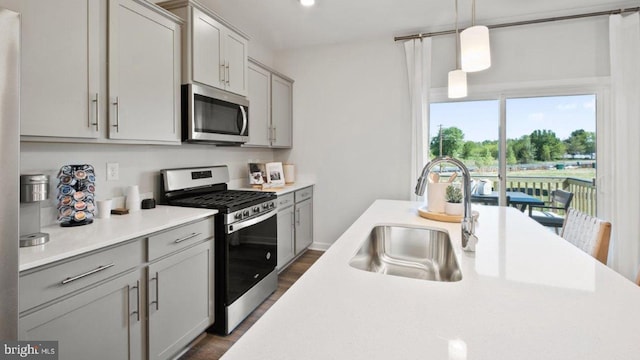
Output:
[{"xmin": 300, "ymin": 0, "xmax": 315, "ymax": 7}]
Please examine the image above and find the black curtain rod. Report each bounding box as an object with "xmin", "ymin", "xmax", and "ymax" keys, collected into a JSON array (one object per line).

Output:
[{"xmin": 394, "ymin": 7, "xmax": 640, "ymax": 42}]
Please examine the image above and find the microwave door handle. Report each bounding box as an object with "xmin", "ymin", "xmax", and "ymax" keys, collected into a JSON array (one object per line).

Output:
[{"xmin": 239, "ymin": 105, "xmax": 248, "ymax": 135}]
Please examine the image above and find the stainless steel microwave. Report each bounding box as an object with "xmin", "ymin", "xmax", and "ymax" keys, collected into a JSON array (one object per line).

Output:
[{"xmin": 182, "ymin": 83, "xmax": 249, "ymax": 144}]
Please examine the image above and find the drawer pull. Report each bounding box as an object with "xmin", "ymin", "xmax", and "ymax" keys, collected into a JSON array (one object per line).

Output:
[
  {"xmin": 130, "ymin": 281, "xmax": 140, "ymax": 322},
  {"xmin": 174, "ymin": 232, "xmax": 201, "ymax": 244},
  {"xmin": 61, "ymin": 263, "xmax": 115, "ymax": 285}
]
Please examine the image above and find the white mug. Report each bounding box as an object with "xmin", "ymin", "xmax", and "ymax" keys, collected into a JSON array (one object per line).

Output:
[{"xmin": 96, "ymin": 199, "xmax": 113, "ymax": 219}]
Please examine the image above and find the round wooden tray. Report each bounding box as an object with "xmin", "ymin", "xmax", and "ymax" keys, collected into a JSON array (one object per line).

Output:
[{"xmin": 417, "ymin": 206, "xmax": 479, "ymax": 223}]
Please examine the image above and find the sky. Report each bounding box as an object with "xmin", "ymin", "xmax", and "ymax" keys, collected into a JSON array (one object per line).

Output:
[{"xmin": 429, "ymin": 94, "xmax": 596, "ymax": 142}]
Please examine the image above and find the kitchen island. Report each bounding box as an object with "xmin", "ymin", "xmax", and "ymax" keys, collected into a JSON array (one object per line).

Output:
[{"xmin": 223, "ymin": 200, "xmax": 640, "ymax": 360}]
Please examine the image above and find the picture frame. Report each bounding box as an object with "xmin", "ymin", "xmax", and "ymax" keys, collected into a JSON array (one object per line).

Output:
[
  {"xmin": 248, "ymin": 163, "xmax": 266, "ymax": 185},
  {"xmin": 265, "ymin": 162, "xmax": 285, "ymax": 186}
]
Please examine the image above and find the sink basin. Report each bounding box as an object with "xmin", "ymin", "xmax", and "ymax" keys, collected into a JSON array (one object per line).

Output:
[{"xmin": 349, "ymin": 225, "xmax": 462, "ymax": 282}]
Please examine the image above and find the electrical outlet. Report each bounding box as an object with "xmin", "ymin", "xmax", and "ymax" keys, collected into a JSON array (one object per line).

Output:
[{"xmin": 107, "ymin": 163, "xmax": 119, "ymax": 181}]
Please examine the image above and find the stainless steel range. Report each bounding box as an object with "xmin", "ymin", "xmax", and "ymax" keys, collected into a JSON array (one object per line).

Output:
[{"xmin": 161, "ymin": 165, "xmax": 277, "ymax": 335}]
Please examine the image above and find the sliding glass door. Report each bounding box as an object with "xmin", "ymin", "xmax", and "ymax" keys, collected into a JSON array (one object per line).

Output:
[{"xmin": 429, "ymin": 93, "xmax": 597, "ymax": 215}]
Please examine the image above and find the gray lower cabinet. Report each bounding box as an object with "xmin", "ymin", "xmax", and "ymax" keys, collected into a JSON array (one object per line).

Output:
[
  {"xmin": 147, "ymin": 240, "xmax": 214, "ymax": 360},
  {"xmin": 18, "ymin": 217, "xmax": 215, "ymax": 360},
  {"xmin": 277, "ymin": 200, "xmax": 295, "ymax": 270},
  {"xmin": 19, "ymin": 269, "xmax": 144, "ymax": 360},
  {"xmin": 277, "ymin": 187, "xmax": 314, "ymax": 271},
  {"xmin": 295, "ymin": 197, "xmax": 313, "ymax": 254}
]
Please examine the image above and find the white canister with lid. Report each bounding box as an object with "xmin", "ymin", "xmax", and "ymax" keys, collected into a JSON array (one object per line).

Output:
[
  {"xmin": 283, "ymin": 164, "xmax": 295, "ymax": 184},
  {"xmin": 125, "ymin": 185, "xmax": 141, "ymax": 212}
]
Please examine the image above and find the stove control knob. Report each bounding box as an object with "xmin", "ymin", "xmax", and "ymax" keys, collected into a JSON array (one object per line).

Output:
[
  {"xmin": 262, "ymin": 203, "xmax": 269, "ymax": 210},
  {"xmin": 235, "ymin": 212, "xmax": 243, "ymax": 220},
  {"xmin": 243, "ymin": 210, "xmax": 250, "ymax": 217},
  {"xmin": 253, "ymin": 206, "xmax": 260, "ymax": 212},
  {"xmin": 270, "ymin": 202, "xmax": 275, "ymax": 209}
]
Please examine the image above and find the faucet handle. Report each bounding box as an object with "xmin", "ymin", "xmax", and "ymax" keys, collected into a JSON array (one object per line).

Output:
[{"xmin": 462, "ymin": 232, "xmax": 478, "ymax": 252}]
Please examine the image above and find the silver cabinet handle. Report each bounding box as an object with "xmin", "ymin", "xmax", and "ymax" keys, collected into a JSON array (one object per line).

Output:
[
  {"xmin": 273, "ymin": 126, "xmax": 277, "ymax": 142},
  {"xmin": 112, "ymin": 97, "xmax": 120, "ymax": 133},
  {"xmin": 226, "ymin": 62, "xmax": 230, "ymax": 85},
  {"xmin": 130, "ymin": 280, "xmax": 140, "ymax": 321},
  {"xmin": 295, "ymin": 208, "xmax": 301, "ymax": 225},
  {"xmin": 150, "ymin": 272, "xmax": 159, "ymax": 310},
  {"xmin": 91, "ymin": 93, "xmax": 99, "ymax": 131},
  {"xmin": 267, "ymin": 125, "xmax": 272, "ymax": 142},
  {"xmin": 61, "ymin": 263, "xmax": 115, "ymax": 284},
  {"xmin": 174, "ymin": 232, "xmax": 200, "ymax": 244},
  {"xmin": 220, "ymin": 64, "xmax": 226, "ymax": 84}
]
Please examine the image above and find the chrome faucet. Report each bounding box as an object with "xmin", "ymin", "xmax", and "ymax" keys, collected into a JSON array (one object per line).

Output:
[{"xmin": 415, "ymin": 156, "xmax": 478, "ymax": 252}]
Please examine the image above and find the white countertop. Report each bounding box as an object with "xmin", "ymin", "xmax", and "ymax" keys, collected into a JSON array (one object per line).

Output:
[
  {"xmin": 223, "ymin": 200, "xmax": 640, "ymax": 360},
  {"xmin": 19, "ymin": 205, "xmax": 217, "ymax": 271},
  {"xmin": 229, "ymin": 181, "xmax": 314, "ymax": 196}
]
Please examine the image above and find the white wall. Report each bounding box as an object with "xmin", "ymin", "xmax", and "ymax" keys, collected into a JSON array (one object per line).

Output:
[
  {"xmin": 274, "ymin": 37, "xmax": 412, "ymax": 248},
  {"xmin": 431, "ymin": 16, "xmax": 610, "ymax": 88},
  {"xmin": 21, "ymin": 142, "xmax": 274, "ymax": 225}
]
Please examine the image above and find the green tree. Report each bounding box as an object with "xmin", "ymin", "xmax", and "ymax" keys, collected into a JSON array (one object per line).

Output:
[
  {"xmin": 430, "ymin": 127, "xmax": 465, "ymax": 158},
  {"xmin": 564, "ymin": 129, "xmax": 595, "ymax": 156},
  {"xmin": 512, "ymin": 135, "xmax": 535, "ymax": 163},
  {"xmin": 530, "ymin": 130, "xmax": 564, "ymax": 160},
  {"xmin": 506, "ymin": 143, "xmax": 517, "ymax": 165}
]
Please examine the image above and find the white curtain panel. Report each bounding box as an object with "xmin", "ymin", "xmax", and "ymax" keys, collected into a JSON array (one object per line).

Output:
[
  {"xmin": 607, "ymin": 12, "xmax": 640, "ymax": 280},
  {"xmin": 403, "ymin": 38, "xmax": 432, "ymax": 201}
]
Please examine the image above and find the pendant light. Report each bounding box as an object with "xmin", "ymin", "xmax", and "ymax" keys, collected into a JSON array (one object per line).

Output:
[
  {"xmin": 448, "ymin": 0, "xmax": 467, "ymax": 99},
  {"xmin": 460, "ymin": 0, "xmax": 491, "ymax": 72}
]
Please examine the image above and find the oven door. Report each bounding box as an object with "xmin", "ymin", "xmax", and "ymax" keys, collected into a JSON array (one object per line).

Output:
[
  {"xmin": 225, "ymin": 210, "xmax": 277, "ymax": 305},
  {"xmin": 184, "ymin": 83, "xmax": 249, "ymax": 144}
]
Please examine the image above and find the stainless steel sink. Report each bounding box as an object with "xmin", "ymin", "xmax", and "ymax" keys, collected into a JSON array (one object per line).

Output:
[{"xmin": 349, "ymin": 225, "xmax": 462, "ymax": 282}]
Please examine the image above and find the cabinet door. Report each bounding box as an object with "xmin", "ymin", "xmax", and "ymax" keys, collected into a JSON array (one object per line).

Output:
[
  {"xmin": 18, "ymin": 270, "xmax": 143, "ymax": 360},
  {"xmin": 245, "ymin": 62, "xmax": 271, "ymax": 147},
  {"xmin": 271, "ymin": 75, "xmax": 293, "ymax": 148},
  {"xmin": 224, "ymin": 30, "xmax": 249, "ymax": 96},
  {"xmin": 108, "ymin": 0, "xmax": 181, "ymax": 143},
  {"xmin": 0, "ymin": 0, "xmax": 99, "ymax": 138},
  {"xmin": 148, "ymin": 241, "xmax": 214, "ymax": 360},
  {"xmin": 295, "ymin": 198, "xmax": 313, "ymax": 254},
  {"xmin": 192, "ymin": 7, "xmax": 224, "ymax": 90},
  {"xmin": 277, "ymin": 206, "xmax": 295, "ymax": 270}
]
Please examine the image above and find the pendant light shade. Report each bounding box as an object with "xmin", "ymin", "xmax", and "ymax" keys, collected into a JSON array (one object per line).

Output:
[
  {"xmin": 448, "ymin": 69, "xmax": 467, "ymax": 99},
  {"xmin": 460, "ymin": 25, "xmax": 491, "ymax": 72}
]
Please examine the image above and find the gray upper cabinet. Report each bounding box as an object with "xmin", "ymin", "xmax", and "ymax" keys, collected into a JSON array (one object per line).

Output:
[
  {"xmin": 245, "ymin": 59, "xmax": 294, "ymax": 148},
  {"xmin": 2, "ymin": 0, "xmax": 183, "ymax": 144},
  {"xmin": 108, "ymin": 0, "xmax": 182, "ymax": 143},
  {"xmin": 0, "ymin": 0, "xmax": 100, "ymax": 139},
  {"xmin": 161, "ymin": 0, "xmax": 249, "ymax": 96}
]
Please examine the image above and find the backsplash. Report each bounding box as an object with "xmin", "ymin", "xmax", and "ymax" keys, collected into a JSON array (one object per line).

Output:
[{"xmin": 20, "ymin": 142, "xmax": 275, "ymax": 226}]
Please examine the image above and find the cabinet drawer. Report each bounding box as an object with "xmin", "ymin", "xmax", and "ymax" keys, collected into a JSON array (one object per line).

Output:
[
  {"xmin": 148, "ymin": 218, "xmax": 214, "ymax": 261},
  {"xmin": 278, "ymin": 193, "xmax": 294, "ymax": 208},
  {"xmin": 295, "ymin": 187, "xmax": 313, "ymax": 203},
  {"xmin": 20, "ymin": 239, "xmax": 143, "ymax": 312}
]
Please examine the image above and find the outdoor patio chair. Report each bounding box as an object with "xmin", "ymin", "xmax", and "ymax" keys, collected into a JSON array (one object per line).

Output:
[
  {"xmin": 560, "ymin": 208, "xmax": 611, "ymax": 265},
  {"xmin": 528, "ymin": 189, "xmax": 574, "ymax": 233}
]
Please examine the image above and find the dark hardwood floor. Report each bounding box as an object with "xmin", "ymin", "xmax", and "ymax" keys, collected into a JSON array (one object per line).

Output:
[{"xmin": 179, "ymin": 250, "xmax": 324, "ymax": 360}]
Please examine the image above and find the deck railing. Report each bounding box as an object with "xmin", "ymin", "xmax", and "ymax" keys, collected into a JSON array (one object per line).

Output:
[{"xmin": 441, "ymin": 175, "xmax": 597, "ymax": 216}]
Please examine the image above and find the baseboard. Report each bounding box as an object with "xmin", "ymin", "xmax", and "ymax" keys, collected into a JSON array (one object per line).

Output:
[{"xmin": 308, "ymin": 241, "xmax": 331, "ymax": 251}]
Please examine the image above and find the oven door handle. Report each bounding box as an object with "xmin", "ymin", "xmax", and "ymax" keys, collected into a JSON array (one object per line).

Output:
[{"xmin": 227, "ymin": 209, "xmax": 276, "ymax": 234}]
